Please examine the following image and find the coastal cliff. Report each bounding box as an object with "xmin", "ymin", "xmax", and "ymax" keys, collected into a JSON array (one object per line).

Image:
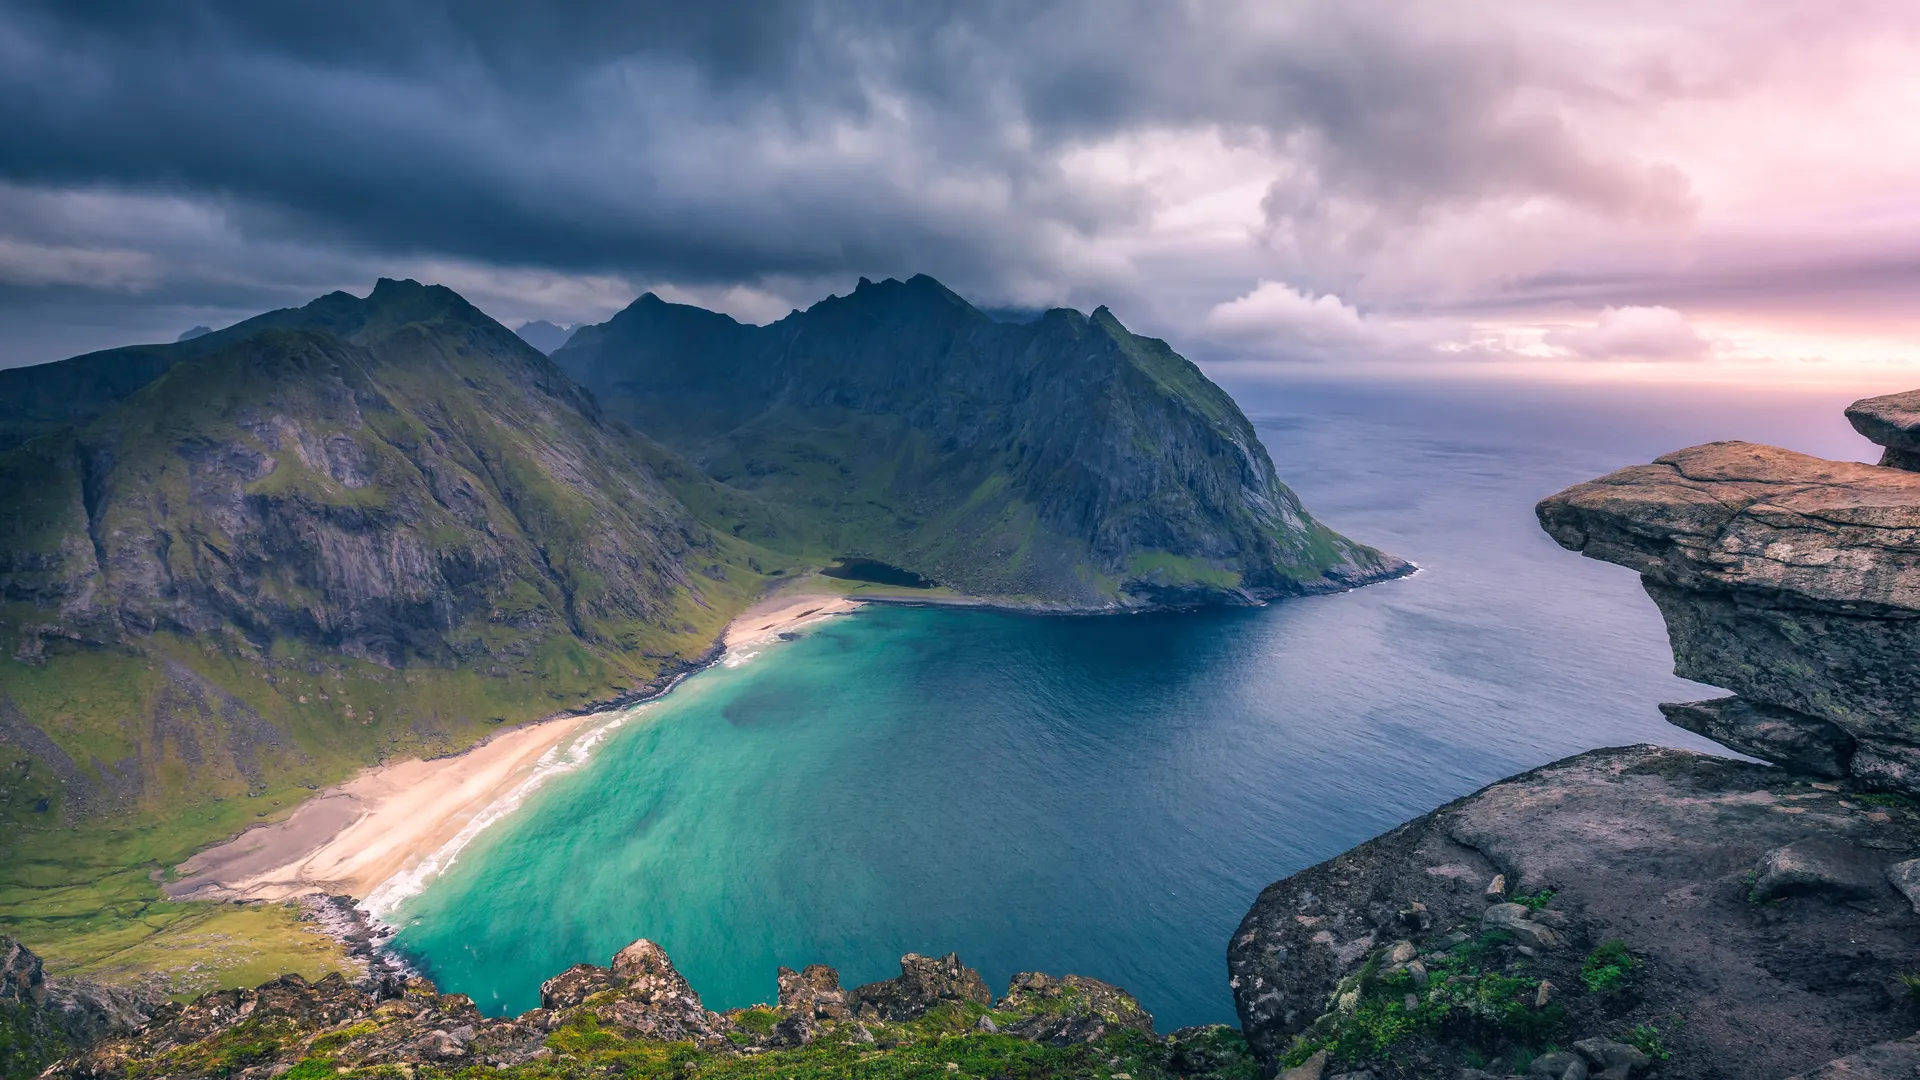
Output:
[
  {"xmin": 1535, "ymin": 398, "xmax": 1920, "ymax": 793},
  {"xmin": 1228, "ymin": 391, "xmax": 1920, "ymax": 1078}
]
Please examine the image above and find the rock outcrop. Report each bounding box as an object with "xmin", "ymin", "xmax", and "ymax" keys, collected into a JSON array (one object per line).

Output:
[
  {"xmin": 2, "ymin": 936, "xmax": 156, "ymax": 1079},
  {"xmin": 997, "ymin": 971, "xmax": 1158, "ymax": 1046},
  {"xmin": 1845, "ymin": 389, "xmax": 1920, "ymax": 471},
  {"xmin": 1228, "ymin": 746, "xmax": 1920, "ymax": 1080},
  {"xmin": 848, "ymin": 951, "xmax": 993, "ymax": 1021},
  {"xmin": 1537, "ymin": 435, "xmax": 1920, "ymax": 791},
  {"xmin": 43, "ymin": 937, "xmax": 1235, "ymax": 1080},
  {"xmin": 1230, "ymin": 401, "xmax": 1920, "ymax": 1078}
]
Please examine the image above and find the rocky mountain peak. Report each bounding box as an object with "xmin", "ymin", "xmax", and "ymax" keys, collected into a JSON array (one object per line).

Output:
[{"xmin": 553, "ymin": 273, "xmax": 1407, "ymax": 606}]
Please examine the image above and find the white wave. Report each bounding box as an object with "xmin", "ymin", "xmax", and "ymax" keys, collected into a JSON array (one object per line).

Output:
[{"xmin": 360, "ymin": 701, "xmax": 648, "ymax": 921}]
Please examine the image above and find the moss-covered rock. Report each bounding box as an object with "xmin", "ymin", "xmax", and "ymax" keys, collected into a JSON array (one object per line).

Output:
[{"xmin": 45, "ymin": 938, "xmax": 1255, "ymax": 1080}]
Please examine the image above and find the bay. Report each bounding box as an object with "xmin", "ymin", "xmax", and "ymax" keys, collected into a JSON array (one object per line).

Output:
[{"xmin": 386, "ymin": 377, "xmax": 1877, "ymax": 1029}]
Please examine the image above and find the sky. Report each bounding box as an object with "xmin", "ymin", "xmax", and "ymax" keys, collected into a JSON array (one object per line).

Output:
[{"xmin": 3, "ymin": 0, "xmax": 1919, "ymax": 385}]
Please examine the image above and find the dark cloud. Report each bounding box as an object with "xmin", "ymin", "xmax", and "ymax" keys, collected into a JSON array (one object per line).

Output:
[
  {"xmin": 0, "ymin": 3, "xmax": 1675, "ymax": 270},
  {"xmin": 0, "ymin": 1, "xmax": 1910, "ymax": 370}
]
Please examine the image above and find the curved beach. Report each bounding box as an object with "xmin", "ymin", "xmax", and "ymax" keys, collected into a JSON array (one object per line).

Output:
[{"xmin": 165, "ymin": 593, "xmax": 863, "ymax": 908}]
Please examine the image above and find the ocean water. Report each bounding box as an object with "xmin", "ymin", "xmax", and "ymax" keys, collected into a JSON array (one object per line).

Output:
[{"xmin": 385, "ymin": 377, "xmax": 1881, "ymax": 1030}]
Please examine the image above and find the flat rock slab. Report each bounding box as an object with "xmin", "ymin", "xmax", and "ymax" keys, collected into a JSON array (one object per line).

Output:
[
  {"xmin": 1659, "ymin": 697, "xmax": 1854, "ymax": 778},
  {"xmin": 1847, "ymin": 389, "xmax": 1920, "ymax": 458},
  {"xmin": 1750, "ymin": 835, "xmax": 1888, "ymax": 902},
  {"xmin": 1538, "ymin": 440, "xmax": 1920, "ymax": 792},
  {"xmin": 1537, "ymin": 440, "xmax": 1920, "ymax": 615},
  {"xmin": 1228, "ymin": 745, "xmax": 1920, "ymax": 1080}
]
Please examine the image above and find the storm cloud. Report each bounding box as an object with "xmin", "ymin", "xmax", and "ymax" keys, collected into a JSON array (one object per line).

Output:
[{"xmin": 3, "ymin": 0, "xmax": 1917, "ymax": 377}]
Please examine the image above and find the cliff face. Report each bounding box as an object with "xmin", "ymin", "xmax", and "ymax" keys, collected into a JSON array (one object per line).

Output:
[
  {"xmin": 1536, "ymin": 424, "xmax": 1920, "ymax": 793},
  {"xmin": 554, "ymin": 275, "xmax": 1408, "ymax": 606}
]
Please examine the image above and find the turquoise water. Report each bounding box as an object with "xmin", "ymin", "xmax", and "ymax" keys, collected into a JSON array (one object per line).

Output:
[{"xmin": 387, "ymin": 378, "xmax": 1879, "ymax": 1029}]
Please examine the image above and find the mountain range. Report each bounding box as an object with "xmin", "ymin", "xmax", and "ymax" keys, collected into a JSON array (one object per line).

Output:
[
  {"xmin": 554, "ymin": 275, "xmax": 1401, "ymax": 605},
  {"xmin": 512, "ymin": 320, "xmax": 580, "ymax": 355}
]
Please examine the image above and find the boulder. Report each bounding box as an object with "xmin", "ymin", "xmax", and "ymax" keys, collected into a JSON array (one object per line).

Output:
[
  {"xmin": 1886, "ymin": 858, "xmax": 1920, "ymax": 914},
  {"xmin": 849, "ymin": 953, "xmax": 991, "ymax": 1022},
  {"xmin": 1749, "ymin": 835, "xmax": 1887, "ymax": 902},
  {"xmin": 1786, "ymin": 1032, "xmax": 1920, "ymax": 1078},
  {"xmin": 996, "ymin": 971, "xmax": 1154, "ymax": 1045},
  {"xmin": 1481, "ymin": 903, "xmax": 1559, "ymax": 950},
  {"xmin": 1529, "ymin": 1050, "xmax": 1587, "ymax": 1079},
  {"xmin": 1573, "ymin": 1037, "xmax": 1648, "ymax": 1075}
]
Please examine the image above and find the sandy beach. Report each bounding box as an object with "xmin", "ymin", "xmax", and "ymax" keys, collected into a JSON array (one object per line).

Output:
[
  {"xmin": 168, "ymin": 592, "xmax": 862, "ymax": 909},
  {"xmin": 722, "ymin": 592, "xmax": 863, "ymax": 650},
  {"xmin": 166, "ymin": 712, "xmax": 603, "ymax": 904}
]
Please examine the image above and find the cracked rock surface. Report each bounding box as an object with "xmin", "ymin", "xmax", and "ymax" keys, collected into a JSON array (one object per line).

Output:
[{"xmin": 1228, "ymin": 746, "xmax": 1920, "ymax": 1079}]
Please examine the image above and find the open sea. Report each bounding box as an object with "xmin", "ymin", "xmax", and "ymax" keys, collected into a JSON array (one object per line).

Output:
[{"xmin": 384, "ymin": 376, "xmax": 1882, "ymax": 1030}]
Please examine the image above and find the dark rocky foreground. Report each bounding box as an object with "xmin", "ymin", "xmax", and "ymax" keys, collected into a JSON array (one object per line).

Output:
[
  {"xmin": 1227, "ymin": 390, "xmax": 1920, "ymax": 1079},
  {"xmin": 1228, "ymin": 746, "xmax": 1920, "ymax": 1080},
  {"xmin": 5, "ymin": 934, "xmax": 1255, "ymax": 1080}
]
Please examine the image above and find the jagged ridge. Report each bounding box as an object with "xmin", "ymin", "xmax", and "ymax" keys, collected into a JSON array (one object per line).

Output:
[{"xmin": 554, "ymin": 275, "xmax": 1408, "ymax": 606}]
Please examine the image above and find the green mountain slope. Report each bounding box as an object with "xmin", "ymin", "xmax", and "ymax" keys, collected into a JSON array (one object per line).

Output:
[
  {"xmin": 0, "ymin": 281, "xmax": 769, "ymax": 977},
  {"xmin": 0, "ymin": 287, "xmax": 520, "ymax": 455},
  {"xmin": 555, "ymin": 275, "xmax": 1406, "ymax": 606}
]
